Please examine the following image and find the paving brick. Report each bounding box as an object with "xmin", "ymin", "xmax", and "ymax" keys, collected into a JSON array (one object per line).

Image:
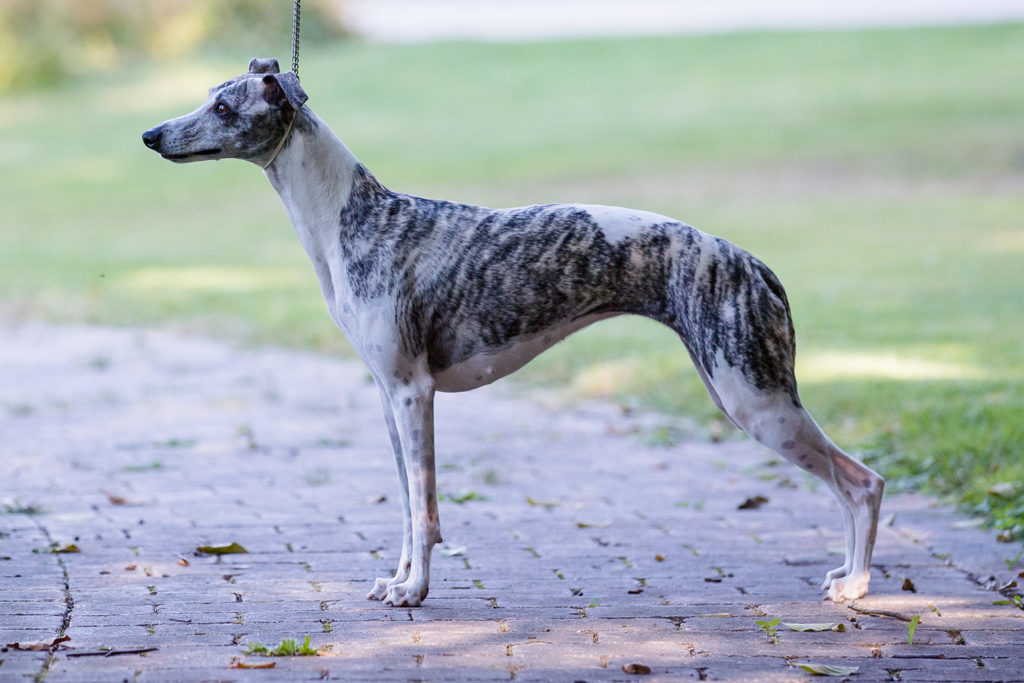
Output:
[{"xmin": 2, "ymin": 324, "xmax": 1022, "ymax": 681}]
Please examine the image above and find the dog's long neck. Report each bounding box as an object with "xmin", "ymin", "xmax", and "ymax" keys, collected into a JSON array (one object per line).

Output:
[
  {"xmin": 262, "ymin": 108, "xmax": 383, "ymax": 316},
  {"xmin": 263, "ymin": 108, "xmax": 361, "ymax": 256}
]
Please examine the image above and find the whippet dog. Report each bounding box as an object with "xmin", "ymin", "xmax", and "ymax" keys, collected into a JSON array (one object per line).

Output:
[{"xmin": 142, "ymin": 58, "xmax": 883, "ymax": 607}]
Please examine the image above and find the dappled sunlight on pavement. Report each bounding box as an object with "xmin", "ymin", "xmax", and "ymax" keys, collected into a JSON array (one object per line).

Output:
[{"xmin": 2, "ymin": 324, "xmax": 1021, "ymax": 680}]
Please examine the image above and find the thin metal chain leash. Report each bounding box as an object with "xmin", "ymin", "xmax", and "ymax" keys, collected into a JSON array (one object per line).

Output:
[{"xmin": 291, "ymin": 0, "xmax": 302, "ymax": 79}]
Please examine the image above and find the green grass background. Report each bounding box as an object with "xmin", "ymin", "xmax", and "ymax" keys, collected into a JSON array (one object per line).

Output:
[{"xmin": 1, "ymin": 25, "xmax": 1021, "ymax": 537}]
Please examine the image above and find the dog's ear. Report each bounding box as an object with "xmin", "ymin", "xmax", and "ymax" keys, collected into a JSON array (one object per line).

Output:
[
  {"xmin": 262, "ymin": 72, "xmax": 308, "ymax": 111},
  {"xmin": 248, "ymin": 58, "xmax": 281, "ymax": 74}
]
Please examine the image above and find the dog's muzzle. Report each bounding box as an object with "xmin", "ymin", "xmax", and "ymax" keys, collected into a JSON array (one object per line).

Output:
[{"xmin": 142, "ymin": 124, "xmax": 221, "ymax": 161}]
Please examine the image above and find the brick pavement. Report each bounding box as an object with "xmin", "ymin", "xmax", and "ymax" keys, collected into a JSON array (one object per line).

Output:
[{"xmin": 1, "ymin": 324, "xmax": 1022, "ymax": 681}]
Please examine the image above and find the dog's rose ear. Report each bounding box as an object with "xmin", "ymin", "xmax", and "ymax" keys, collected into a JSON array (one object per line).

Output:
[
  {"xmin": 262, "ymin": 72, "xmax": 308, "ymax": 111},
  {"xmin": 248, "ymin": 58, "xmax": 281, "ymax": 74}
]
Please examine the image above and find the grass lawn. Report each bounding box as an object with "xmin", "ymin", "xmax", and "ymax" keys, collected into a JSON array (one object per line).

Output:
[{"xmin": 1, "ymin": 24, "xmax": 1022, "ymax": 539}]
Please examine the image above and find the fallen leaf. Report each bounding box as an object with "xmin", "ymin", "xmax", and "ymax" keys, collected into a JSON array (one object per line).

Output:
[
  {"xmin": 229, "ymin": 657, "xmax": 276, "ymax": 669},
  {"xmin": 195, "ymin": 542, "xmax": 248, "ymax": 556},
  {"xmin": 798, "ymin": 663, "xmax": 859, "ymax": 676},
  {"xmin": 738, "ymin": 495, "xmax": 769, "ymax": 510},
  {"xmin": 52, "ymin": 543, "xmax": 80, "ymax": 554},
  {"xmin": 440, "ymin": 491, "xmax": 489, "ymax": 504},
  {"xmin": 124, "ymin": 563, "xmax": 137, "ymax": 571},
  {"xmin": 5, "ymin": 635, "xmax": 71, "ymax": 651},
  {"xmin": 622, "ymin": 662, "xmax": 652, "ymax": 675},
  {"xmin": 783, "ymin": 622, "xmax": 845, "ymax": 632},
  {"xmin": 654, "ymin": 554, "xmax": 665, "ymax": 562},
  {"xmin": 177, "ymin": 556, "xmax": 190, "ymax": 567},
  {"xmin": 102, "ymin": 490, "xmax": 134, "ymax": 506},
  {"xmin": 575, "ymin": 520, "xmax": 611, "ymax": 529}
]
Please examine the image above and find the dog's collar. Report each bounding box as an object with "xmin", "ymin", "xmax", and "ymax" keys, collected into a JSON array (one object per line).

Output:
[{"xmin": 263, "ymin": 105, "xmax": 303, "ymax": 170}]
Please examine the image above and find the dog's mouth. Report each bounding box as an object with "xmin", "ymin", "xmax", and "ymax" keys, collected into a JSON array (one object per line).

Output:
[{"xmin": 161, "ymin": 148, "xmax": 222, "ymax": 161}]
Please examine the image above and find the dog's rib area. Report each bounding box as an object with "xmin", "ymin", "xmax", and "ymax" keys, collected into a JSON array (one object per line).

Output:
[{"xmin": 335, "ymin": 164, "xmax": 798, "ymax": 401}]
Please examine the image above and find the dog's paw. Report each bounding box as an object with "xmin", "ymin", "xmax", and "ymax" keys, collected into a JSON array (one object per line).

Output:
[
  {"xmin": 382, "ymin": 578, "xmax": 428, "ymax": 607},
  {"xmin": 825, "ymin": 571, "xmax": 870, "ymax": 602},
  {"xmin": 366, "ymin": 577, "xmax": 392, "ymax": 601},
  {"xmin": 820, "ymin": 565, "xmax": 850, "ymax": 591}
]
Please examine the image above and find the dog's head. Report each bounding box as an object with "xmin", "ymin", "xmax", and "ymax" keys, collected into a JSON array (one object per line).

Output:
[{"xmin": 142, "ymin": 58, "xmax": 308, "ymax": 167}]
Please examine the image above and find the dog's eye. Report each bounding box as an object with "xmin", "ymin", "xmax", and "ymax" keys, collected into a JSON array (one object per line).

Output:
[{"xmin": 213, "ymin": 102, "xmax": 231, "ymax": 117}]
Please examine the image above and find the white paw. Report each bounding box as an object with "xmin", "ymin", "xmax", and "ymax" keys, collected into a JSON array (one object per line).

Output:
[
  {"xmin": 366, "ymin": 576, "xmax": 392, "ymax": 601},
  {"xmin": 825, "ymin": 571, "xmax": 870, "ymax": 602},
  {"xmin": 820, "ymin": 565, "xmax": 850, "ymax": 591},
  {"xmin": 383, "ymin": 578, "xmax": 428, "ymax": 607}
]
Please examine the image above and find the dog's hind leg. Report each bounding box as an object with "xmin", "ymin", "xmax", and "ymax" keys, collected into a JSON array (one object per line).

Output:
[
  {"xmin": 691, "ymin": 354, "xmax": 857, "ymax": 582},
  {"xmin": 367, "ymin": 383, "xmax": 414, "ymax": 601},
  {"xmin": 690, "ymin": 344, "xmax": 857, "ymax": 586},
  {"xmin": 700, "ymin": 361, "xmax": 884, "ymax": 601},
  {"xmin": 672, "ymin": 251, "xmax": 883, "ymax": 601}
]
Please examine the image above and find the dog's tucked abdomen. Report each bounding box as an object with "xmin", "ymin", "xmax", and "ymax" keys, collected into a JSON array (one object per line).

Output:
[
  {"xmin": 339, "ymin": 165, "xmax": 797, "ymax": 401},
  {"xmin": 430, "ymin": 311, "xmax": 615, "ymax": 392}
]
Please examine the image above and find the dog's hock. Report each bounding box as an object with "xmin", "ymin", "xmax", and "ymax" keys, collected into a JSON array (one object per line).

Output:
[
  {"xmin": 262, "ymin": 72, "xmax": 308, "ymax": 112},
  {"xmin": 248, "ymin": 57, "xmax": 281, "ymax": 74}
]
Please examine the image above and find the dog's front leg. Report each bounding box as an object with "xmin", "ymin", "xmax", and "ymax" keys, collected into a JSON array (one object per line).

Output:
[
  {"xmin": 367, "ymin": 383, "xmax": 413, "ymax": 601},
  {"xmin": 378, "ymin": 372, "xmax": 441, "ymax": 607}
]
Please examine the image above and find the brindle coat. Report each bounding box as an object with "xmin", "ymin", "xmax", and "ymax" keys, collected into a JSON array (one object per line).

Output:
[{"xmin": 143, "ymin": 58, "xmax": 883, "ymax": 607}]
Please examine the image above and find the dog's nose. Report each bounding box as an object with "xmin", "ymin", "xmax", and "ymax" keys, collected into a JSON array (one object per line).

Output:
[{"xmin": 142, "ymin": 126, "xmax": 162, "ymax": 149}]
